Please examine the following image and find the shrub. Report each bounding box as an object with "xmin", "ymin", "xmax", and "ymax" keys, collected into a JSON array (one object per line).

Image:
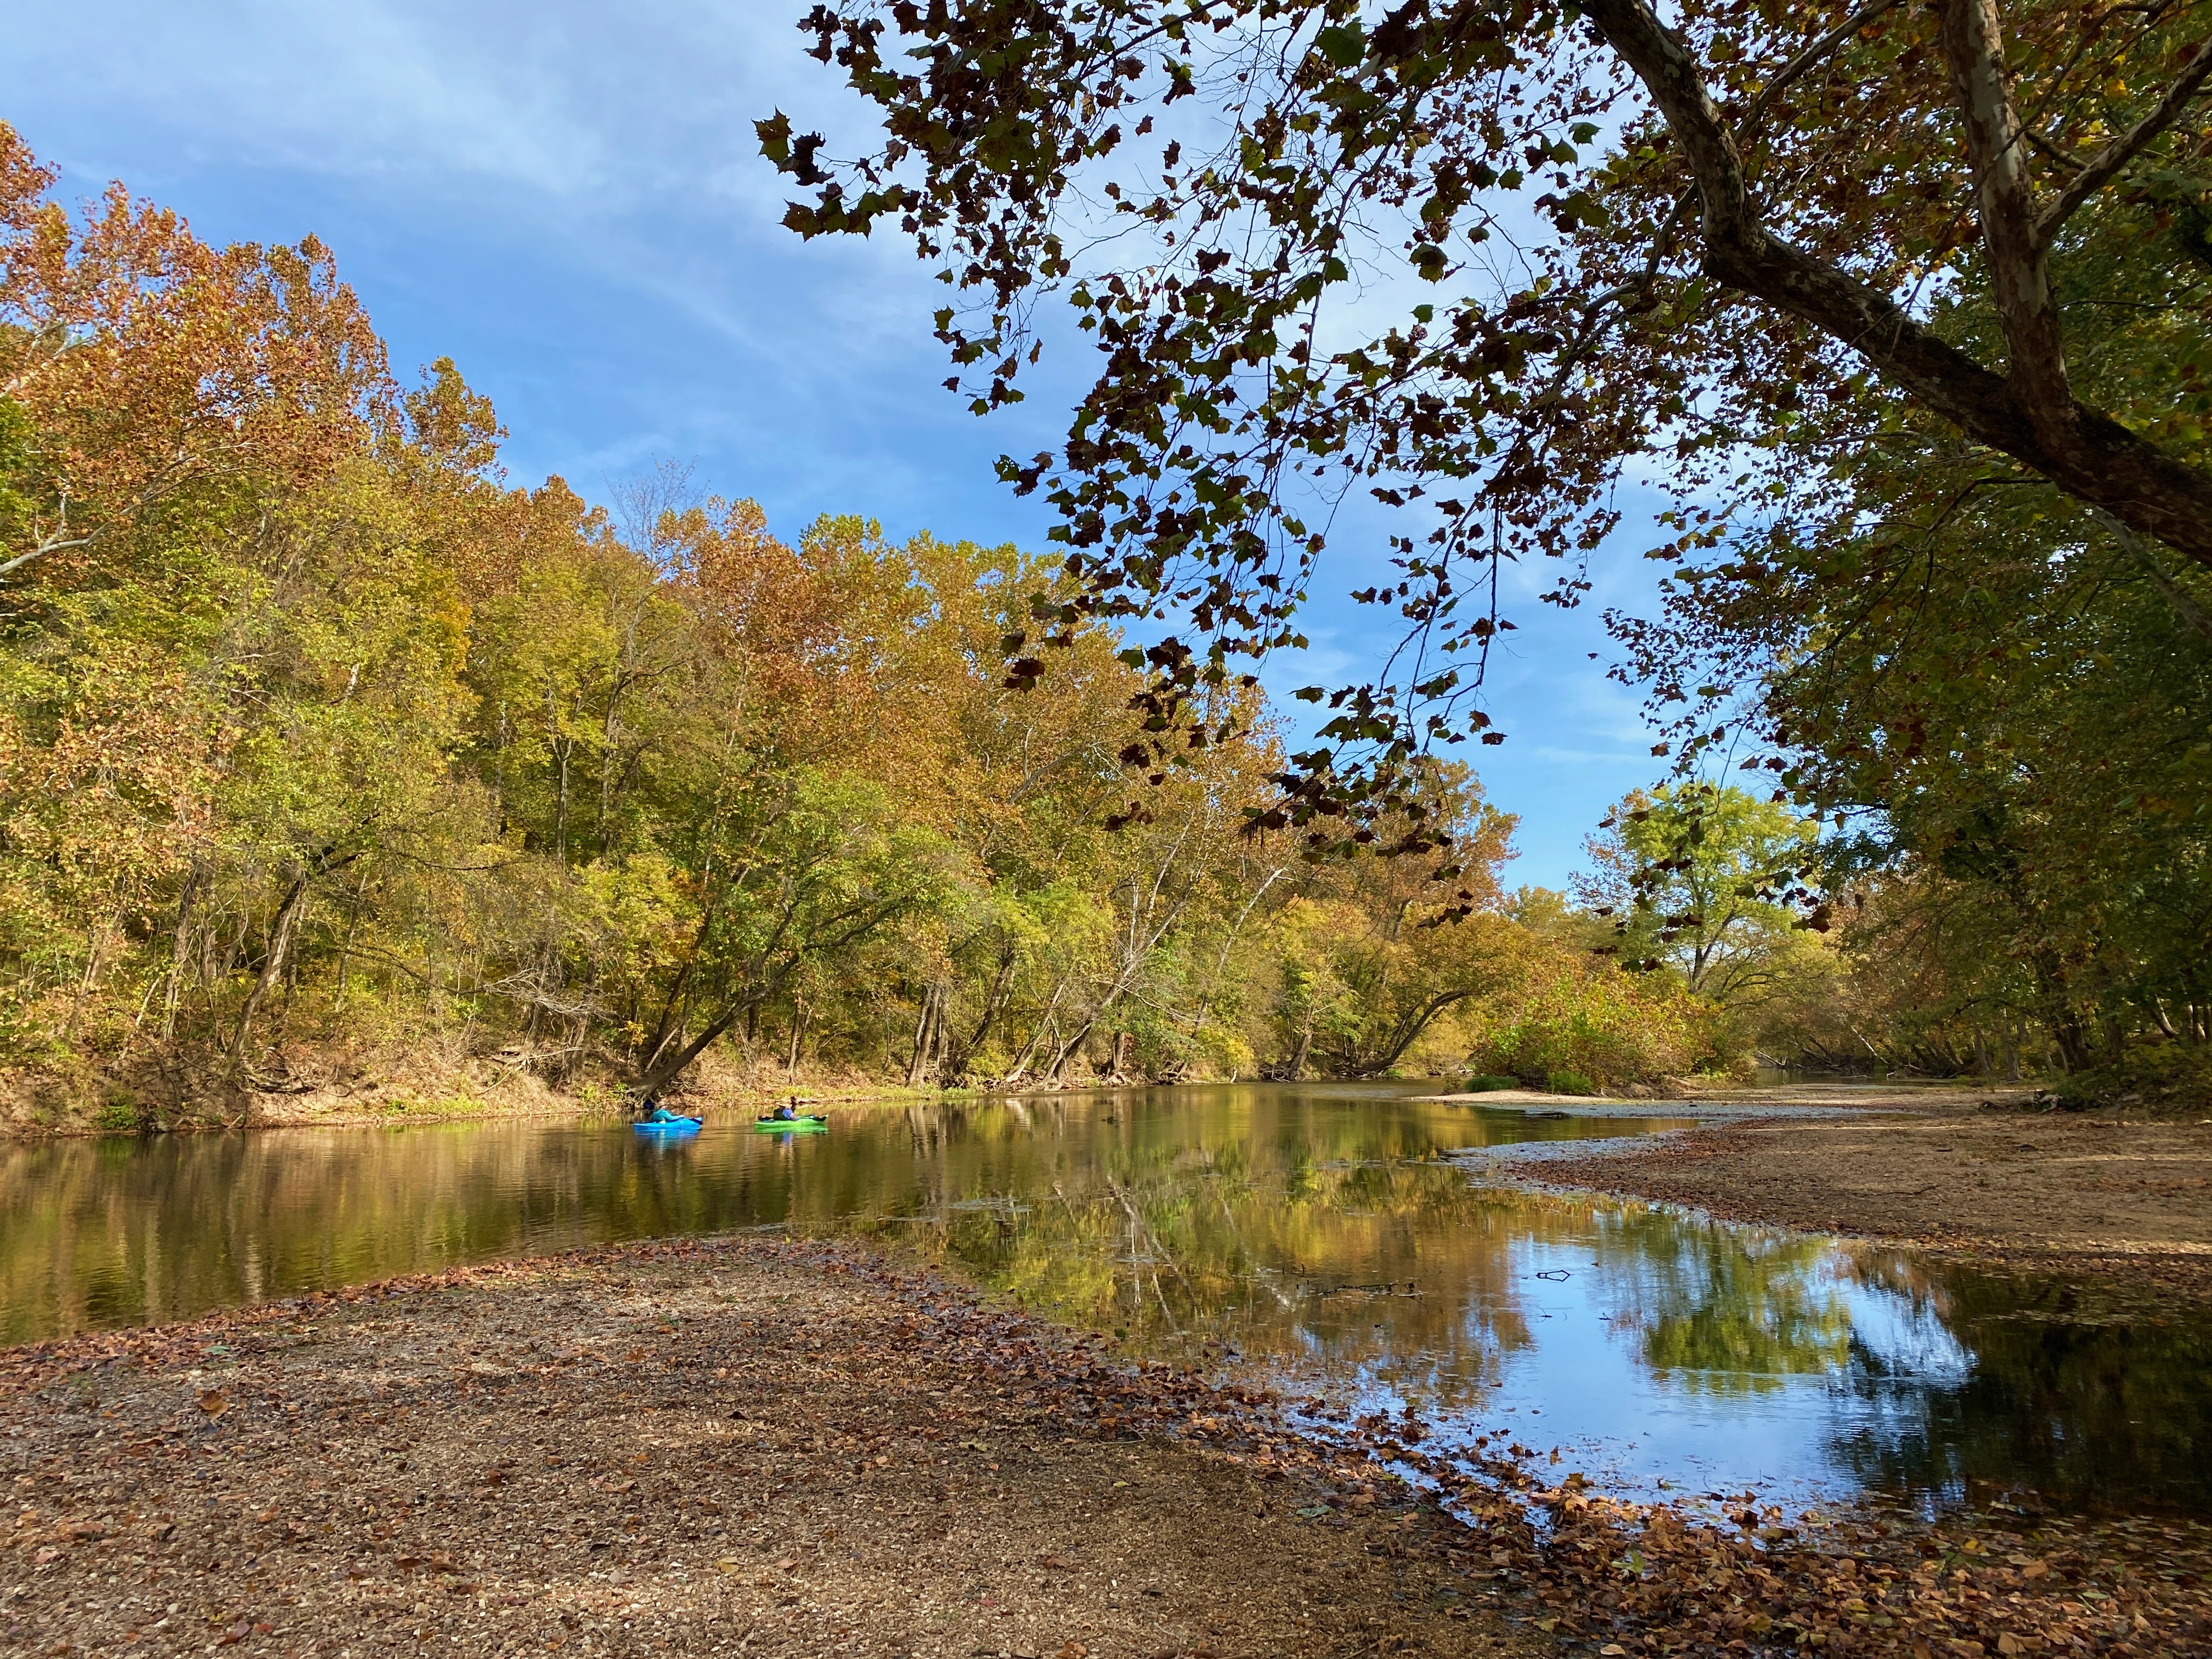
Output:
[
  {"xmin": 2047, "ymin": 1043, "xmax": 2212, "ymax": 1117},
  {"xmin": 94, "ymin": 1094, "xmax": 142, "ymax": 1132},
  {"xmin": 1544, "ymin": 1069, "xmax": 1598, "ymax": 1097},
  {"xmin": 1459, "ymin": 951, "xmax": 1739, "ymax": 1091}
]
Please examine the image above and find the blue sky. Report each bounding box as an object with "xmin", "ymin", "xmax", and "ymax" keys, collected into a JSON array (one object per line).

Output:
[{"xmin": 10, "ymin": 0, "xmax": 1673, "ymax": 889}]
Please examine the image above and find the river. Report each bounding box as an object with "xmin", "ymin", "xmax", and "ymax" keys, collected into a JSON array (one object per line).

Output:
[{"xmin": 3, "ymin": 1081, "xmax": 2204, "ymax": 1517}]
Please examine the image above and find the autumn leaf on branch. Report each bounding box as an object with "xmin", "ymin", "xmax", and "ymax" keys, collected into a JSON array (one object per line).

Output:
[{"xmin": 768, "ymin": 0, "xmax": 2212, "ymax": 833}]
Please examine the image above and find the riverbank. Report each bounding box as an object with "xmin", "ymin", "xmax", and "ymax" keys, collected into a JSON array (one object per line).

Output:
[
  {"xmin": 1462, "ymin": 1087, "xmax": 2212, "ymax": 1302},
  {"xmin": 0, "ymin": 1051, "xmax": 994, "ymax": 1141},
  {"xmin": 0, "ymin": 1041, "xmax": 1292, "ymax": 1139},
  {"xmin": 8, "ymin": 1235, "xmax": 2208, "ymax": 1658}
]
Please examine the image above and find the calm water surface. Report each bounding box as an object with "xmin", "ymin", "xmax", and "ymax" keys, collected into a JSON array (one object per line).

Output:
[{"xmin": 3, "ymin": 1082, "xmax": 2204, "ymax": 1516}]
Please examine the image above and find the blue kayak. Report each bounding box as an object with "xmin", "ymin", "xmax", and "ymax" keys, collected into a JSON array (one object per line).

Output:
[{"xmin": 634, "ymin": 1116, "xmax": 702, "ymax": 1135}]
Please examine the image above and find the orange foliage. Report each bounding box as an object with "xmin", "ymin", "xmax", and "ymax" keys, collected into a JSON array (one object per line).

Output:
[{"xmin": 0, "ymin": 124, "xmax": 390, "ymax": 591}]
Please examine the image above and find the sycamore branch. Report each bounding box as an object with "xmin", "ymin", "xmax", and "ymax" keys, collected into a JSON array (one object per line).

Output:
[
  {"xmin": 0, "ymin": 492, "xmax": 92, "ymax": 581},
  {"xmin": 2035, "ymin": 47, "xmax": 2212, "ymax": 243},
  {"xmin": 1737, "ymin": 0, "xmax": 1909, "ymax": 139},
  {"xmin": 1579, "ymin": 0, "xmax": 2212, "ymax": 568},
  {"xmin": 1937, "ymin": 0, "xmax": 2070, "ymax": 424}
]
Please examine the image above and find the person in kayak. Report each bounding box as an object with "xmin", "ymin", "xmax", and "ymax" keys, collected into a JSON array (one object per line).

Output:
[
  {"xmin": 771, "ymin": 1098, "xmax": 800, "ymax": 1121},
  {"xmin": 640, "ymin": 1092, "xmax": 692, "ymax": 1125}
]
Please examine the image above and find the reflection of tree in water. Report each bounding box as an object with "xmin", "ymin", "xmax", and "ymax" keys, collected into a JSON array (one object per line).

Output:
[
  {"xmin": 926, "ymin": 1137, "xmax": 1543, "ymax": 1391},
  {"xmin": 870, "ymin": 1090, "xmax": 1599, "ymax": 1400},
  {"xmin": 14, "ymin": 1083, "xmax": 2205, "ymax": 1517},
  {"xmin": 1581, "ymin": 1210, "xmax": 1852, "ymax": 1393},
  {"xmin": 903, "ymin": 1094, "xmax": 1869, "ymax": 1414},
  {"xmin": 1824, "ymin": 1256, "xmax": 2212, "ymax": 1514}
]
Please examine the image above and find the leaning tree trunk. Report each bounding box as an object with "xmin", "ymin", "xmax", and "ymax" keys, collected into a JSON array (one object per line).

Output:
[{"xmin": 229, "ymin": 867, "xmax": 317, "ymax": 1068}]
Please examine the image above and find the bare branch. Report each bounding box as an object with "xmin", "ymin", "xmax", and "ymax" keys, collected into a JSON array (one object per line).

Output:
[
  {"xmin": 0, "ymin": 535, "xmax": 89, "ymax": 580},
  {"xmin": 2035, "ymin": 47, "xmax": 2212, "ymax": 242},
  {"xmin": 2091, "ymin": 505, "xmax": 2212, "ymax": 644}
]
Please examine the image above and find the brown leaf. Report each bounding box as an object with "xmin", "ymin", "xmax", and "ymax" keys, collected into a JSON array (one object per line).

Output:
[{"xmin": 198, "ymin": 1390, "xmax": 229, "ymax": 1417}]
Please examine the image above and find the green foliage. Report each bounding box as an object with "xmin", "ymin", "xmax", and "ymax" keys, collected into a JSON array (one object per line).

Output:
[
  {"xmin": 2046, "ymin": 1043, "xmax": 2212, "ymax": 1116},
  {"xmin": 1462, "ymin": 953, "xmax": 1730, "ymax": 1092},
  {"xmin": 1571, "ymin": 785, "xmax": 1836, "ymax": 1062},
  {"xmin": 0, "ymin": 126, "xmax": 1716, "ymax": 1110},
  {"xmin": 1577, "ymin": 785, "xmax": 1819, "ymax": 995},
  {"xmin": 1628, "ymin": 199, "xmax": 2212, "ymax": 1076}
]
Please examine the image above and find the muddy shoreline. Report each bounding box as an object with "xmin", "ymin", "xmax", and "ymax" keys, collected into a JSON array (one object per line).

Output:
[{"xmin": 7, "ymin": 1234, "xmax": 2208, "ymax": 1657}]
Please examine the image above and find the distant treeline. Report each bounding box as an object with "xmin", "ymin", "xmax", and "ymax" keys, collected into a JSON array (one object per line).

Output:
[{"xmin": 0, "ymin": 126, "xmax": 1740, "ymax": 1125}]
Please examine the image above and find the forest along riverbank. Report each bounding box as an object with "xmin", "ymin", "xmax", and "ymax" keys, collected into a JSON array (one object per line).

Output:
[
  {"xmin": 7, "ymin": 1237, "xmax": 2210, "ymax": 1659},
  {"xmin": 1453, "ymin": 1086, "xmax": 2212, "ymax": 1304}
]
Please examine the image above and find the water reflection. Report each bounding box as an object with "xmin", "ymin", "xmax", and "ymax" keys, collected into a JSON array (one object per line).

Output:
[{"xmin": 1, "ymin": 1084, "xmax": 2203, "ymax": 1515}]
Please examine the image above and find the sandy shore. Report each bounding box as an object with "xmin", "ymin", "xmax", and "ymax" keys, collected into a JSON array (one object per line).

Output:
[{"xmin": 1450, "ymin": 1087, "xmax": 2212, "ymax": 1300}]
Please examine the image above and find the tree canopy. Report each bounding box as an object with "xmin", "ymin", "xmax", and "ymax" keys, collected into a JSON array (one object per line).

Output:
[
  {"xmin": 0, "ymin": 122, "xmax": 1734, "ymax": 1119},
  {"xmin": 766, "ymin": 0, "xmax": 2212, "ymax": 826}
]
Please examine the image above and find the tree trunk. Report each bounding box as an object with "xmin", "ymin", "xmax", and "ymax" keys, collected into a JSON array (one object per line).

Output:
[
  {"xmin": 229, "ymin": 867, "xmax": 315, "ymax": 1067},
  {"xmin": 1048, "ymin": 1015, "xmax": 1096, "ymax": 1080},
  {"xmin": 634, "ymin": 1001, "xmax": 752, "ymax": 1098},
  {"xmin": 906, "ymin": 983, "xmax": 938, "ymax": 1088},
  {"xmin": 785, "ymin": 997, "xmax": 807, "ymax": 1075},
  {"xmin": 973, "ymin": 947, "xmax": 1015, "ymax": 1050},
  {"xmin": 161, "ymin": 861, "xmax": 205, "ymax": 1040}
]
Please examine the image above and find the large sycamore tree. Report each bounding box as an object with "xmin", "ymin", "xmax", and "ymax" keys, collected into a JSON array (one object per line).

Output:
[{"xmin": 764, "ymin": 0, "xmax": 2212, "ymax": 826}]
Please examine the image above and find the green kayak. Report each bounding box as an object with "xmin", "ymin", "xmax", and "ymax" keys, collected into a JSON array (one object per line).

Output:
[{"xmin": 753, "ymin": 1115, "xmax": 828, "ymax": 1132}]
